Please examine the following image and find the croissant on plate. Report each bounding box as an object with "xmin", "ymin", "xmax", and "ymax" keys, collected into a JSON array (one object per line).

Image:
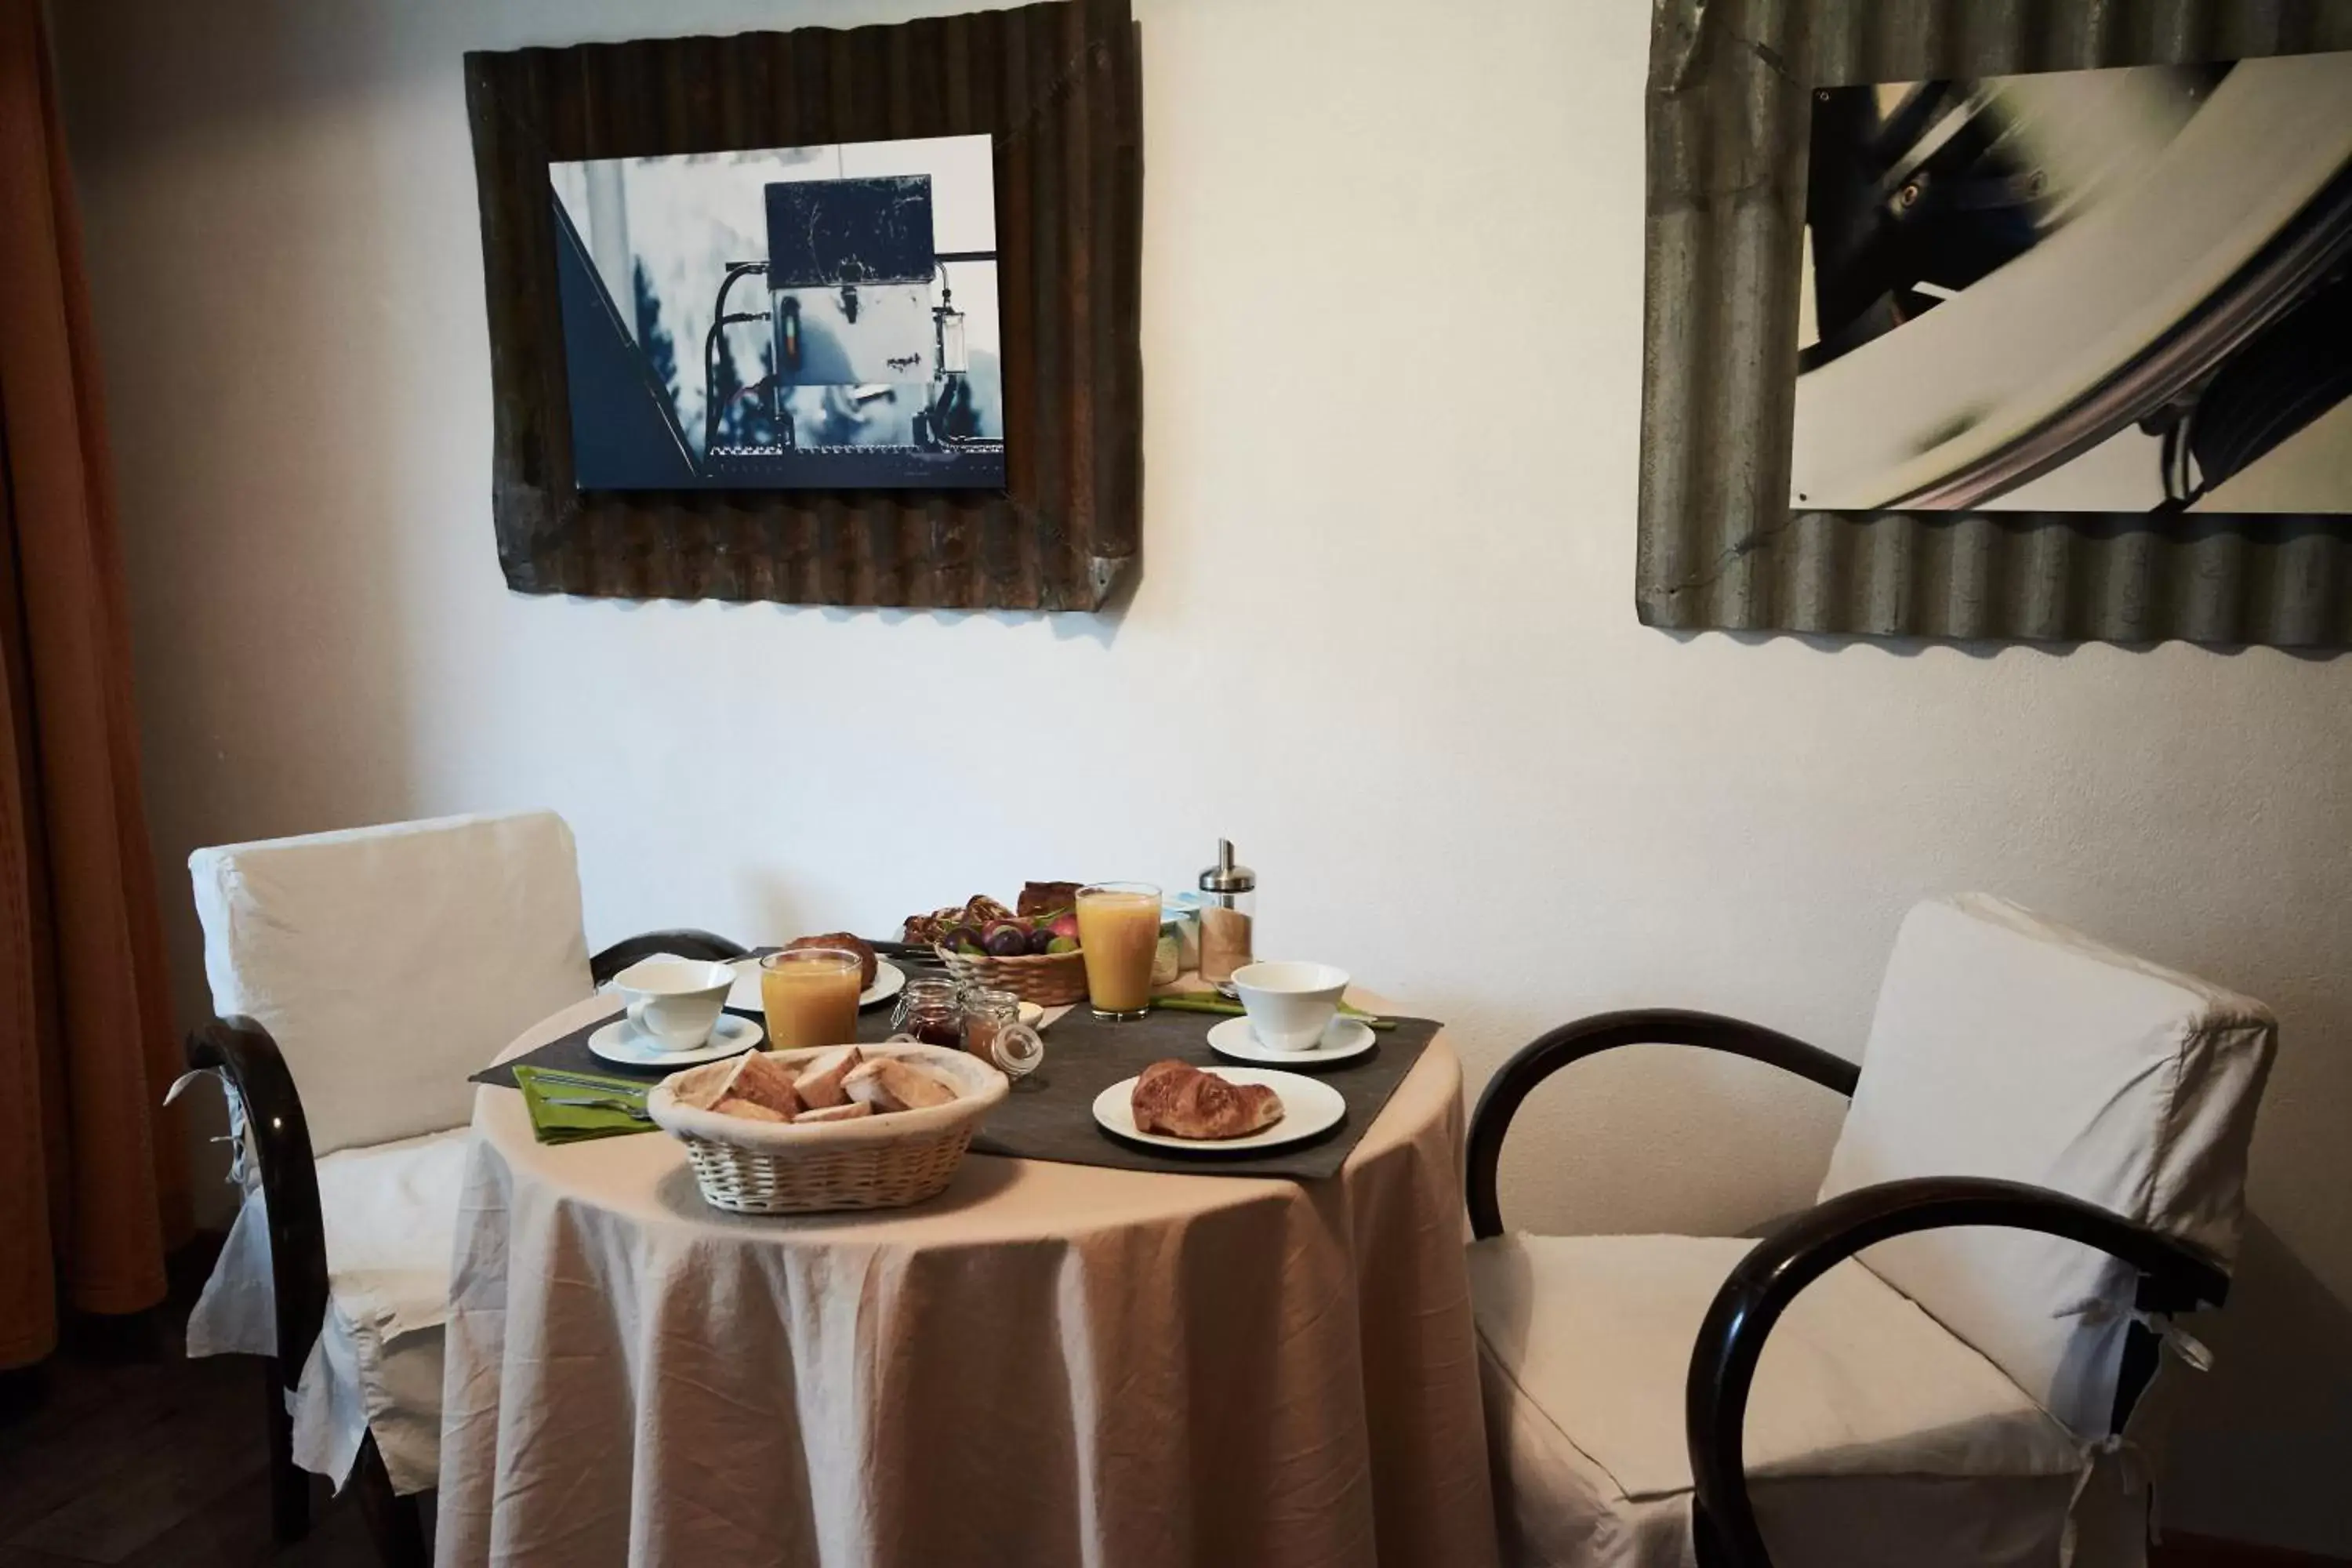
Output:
[{"xmin": 1130, "ymin": 1059, "xmax": 1284, "ymax": 1141}]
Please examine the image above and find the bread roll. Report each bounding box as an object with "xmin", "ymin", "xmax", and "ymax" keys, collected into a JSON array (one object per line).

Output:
[
  {"xmin": 793, "ymin": 1102, "xmax": 874, "ymax": 1124},
  {"xmin": 713, "ymin": 1095, "xmax": 791, "ymax": 1123},
  {"xmin": 723, "ymin": 1051, "xmax": 802, "ymax": 1119},
  {"xmin": 842, "ymin": 1057, "xmax": 960, "ymax": 1113},
  {"xmin": 793, "ymin": 1045, "xmax": 863, "ymax": 1109},
  {"xmin": 1018, "ymin": 881, "xmax": 1083, "ymax": 917}
]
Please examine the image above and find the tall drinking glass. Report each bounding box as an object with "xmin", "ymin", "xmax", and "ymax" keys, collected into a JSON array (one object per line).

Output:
[
  {"xmin": 1076, "ymin": 882, "xmax": 1161, "ymax": 1021},
  {"xmin": 760, "ymin": 948, "xmax": 862, "ymax": 1050}
]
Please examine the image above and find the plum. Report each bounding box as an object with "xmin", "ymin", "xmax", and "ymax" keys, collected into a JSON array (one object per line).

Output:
[
  {"xmin": 983, "ymin": 921, "xmax": 1031, "ymax": 957},
  {"xmin": 1027, "ymin": 926, "xmax": 1058, "ymax": 954},
  {"xmin": 942, "ymin": 924, "xmax": 984, "ymax": 953}
]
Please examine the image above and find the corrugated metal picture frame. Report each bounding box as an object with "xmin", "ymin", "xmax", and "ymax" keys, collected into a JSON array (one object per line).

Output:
[
  {"xmin": 1638, "ymin": 0, "xmax": 2352, "ymax": 645},
  {"xmin": 465, "ymin": 0, "xmax": 1141, "ymax": 609}
]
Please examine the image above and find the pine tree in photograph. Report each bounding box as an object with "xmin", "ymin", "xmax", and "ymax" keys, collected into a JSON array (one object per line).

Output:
[{"xmin": 631, "ymin": 260, "xmax": 680, "ymax": 418}]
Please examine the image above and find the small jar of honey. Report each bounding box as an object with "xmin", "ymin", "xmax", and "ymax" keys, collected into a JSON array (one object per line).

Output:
[{"xmin": 961, "ymin": 987, "xmax": 1044, "ymax": 1078}]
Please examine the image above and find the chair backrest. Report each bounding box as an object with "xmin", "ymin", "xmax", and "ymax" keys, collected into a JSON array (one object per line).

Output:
[
  {"xmin": 191, "ymin": 810, "xmax": 593, "ymax": 1155},
  {"xmin": 1818, "ymin": 895, "xmax": 2274, "ymax": 1436}
]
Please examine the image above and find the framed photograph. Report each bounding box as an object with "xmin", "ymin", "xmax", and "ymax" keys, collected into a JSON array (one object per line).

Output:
[
  {"xmin": 551, "ymin": 135, "xmax": 1007, "ymax": 490},
  {"xmin": 464, "ymin": 0, "xmax": 1141, "ymax": 609},
  {"xmin": 1635, "ymin": 0, "xmax": 2352, "ymax": 646},
  {"xmin": 1793, "ymin": 54, "xmax": 2352, "ymax": 516}
]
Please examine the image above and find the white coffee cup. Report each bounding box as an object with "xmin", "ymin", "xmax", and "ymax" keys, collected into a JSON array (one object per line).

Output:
[
  {"xmin": 615, "ymin": 957, "xmax": 737, "ymax": 1052},
  {"xmin": 1230, "ymin": 961, "xmax": 1350, "ymax": 1053}
]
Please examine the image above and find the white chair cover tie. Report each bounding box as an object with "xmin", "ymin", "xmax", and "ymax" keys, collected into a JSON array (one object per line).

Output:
[
  {"xmin": 165, "ymin": 1069, "xmax": 279, "ymax": 1361},
  {"xmin": 2049, "ymin": 1295, "xmax": 2213, "ymax": 1567}
]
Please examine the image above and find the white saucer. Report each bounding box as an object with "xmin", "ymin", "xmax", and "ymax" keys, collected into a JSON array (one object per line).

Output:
[
  {"xmin": 1206, "ymin": 1014, "xmax": 1377, "ymax": 1067},
  {"xmin": 589, "ymin": 1010, "xmax": 764, "ymax": 1069},
  {"xmin": 1092, "ymin": 1066, "xmax": 1347, "ymax": 1153},
  {"xmin": 724, "ymin": 954, "xmax": 906, "ymax": 1014}
]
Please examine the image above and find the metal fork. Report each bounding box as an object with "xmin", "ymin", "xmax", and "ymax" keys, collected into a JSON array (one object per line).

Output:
[{"xmin": 524, "ymin": 1067, "xmax": 655, "ymax": 1094}]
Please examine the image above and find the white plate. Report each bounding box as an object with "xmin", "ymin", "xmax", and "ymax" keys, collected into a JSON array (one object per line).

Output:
[
  {"xmin": 724, "ymin": 954, "xmax": 906, "ymax": 1014},
  {"xmin": 1091, "ymin": 1065, "xmax": 1347, "ymax": 1153},
  {"xmin": 1206, "ymin": 1014, "xmax": 1376, "ymax": 1067},
  {"xmin": 589, "ymin": 1010, "xmax": 764, "ymax": 1069}
]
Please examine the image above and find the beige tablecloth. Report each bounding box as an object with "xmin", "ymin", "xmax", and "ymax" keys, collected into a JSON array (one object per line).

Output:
[{"xmin": 434, "ymin": 995, "xmax": 1499, "ymax": 1568}]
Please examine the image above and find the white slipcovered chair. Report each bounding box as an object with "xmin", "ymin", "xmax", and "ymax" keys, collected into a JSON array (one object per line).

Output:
[
  {"xmin": 1464, "ymin": 895, "xmax": 2275, "ymax": 1568},
  {"xmin": 176, "ymin": 810, "xmax": 743, "ymax": 1566}
]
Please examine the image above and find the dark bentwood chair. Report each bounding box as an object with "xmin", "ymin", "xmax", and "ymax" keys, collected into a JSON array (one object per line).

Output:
[
  {"xmin": 177, "ymin": 811, "xmax": 744, "ymax": 1568},
  {"xmin": 1461, "ymin": 898, "xmax": 2275, "ymax": 1568}
]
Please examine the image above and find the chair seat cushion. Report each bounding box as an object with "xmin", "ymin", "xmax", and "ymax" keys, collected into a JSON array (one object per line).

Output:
[
  {"xmin": 287, "ymin": 1126, "xmax": 470, "ymax": 1494},
  {"xmin": 1471, "ymin": 1234, "xmax": 2090, "ymax": 1568},
  {"xmin": 317, "ymin": 1125, "xmax": 470, "ymax": 1340}
]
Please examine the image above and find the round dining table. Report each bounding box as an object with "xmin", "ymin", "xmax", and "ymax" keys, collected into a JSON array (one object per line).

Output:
[{"xmin": 434, "ymin": 992, "xmax": 1501, "ymax": 1568}]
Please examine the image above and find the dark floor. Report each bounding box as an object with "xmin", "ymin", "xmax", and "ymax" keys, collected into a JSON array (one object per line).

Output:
[{"xmin": 0, "ymin": 1287, "xmax": 374, "ymax": 1568}]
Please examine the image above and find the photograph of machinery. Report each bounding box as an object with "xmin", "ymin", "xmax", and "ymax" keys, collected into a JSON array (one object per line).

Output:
[
  {"xmin": 550, "ymin": 134, "xmax": 1004, "ymax": 490},
  {"xmin": 1791, "ymin": 50, "xmax": 2352, "ymax": 514}
]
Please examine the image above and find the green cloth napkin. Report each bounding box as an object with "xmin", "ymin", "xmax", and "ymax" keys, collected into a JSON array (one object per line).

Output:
[{"xmin": 513, "ymin": 1065, "xmax": 659, "ymax": 1145}]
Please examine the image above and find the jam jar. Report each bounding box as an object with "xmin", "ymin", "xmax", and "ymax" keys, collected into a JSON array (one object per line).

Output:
[{"xmin": 890, "ymin": 977, "xmax": 966, "ymax": 1048}]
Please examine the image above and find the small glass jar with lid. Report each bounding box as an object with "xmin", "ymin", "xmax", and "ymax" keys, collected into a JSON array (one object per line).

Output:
[
  {"xmin": 1196, "ymin": 838, "xmax": 1257, "ymax": 986},
  {"xmin": 890, "ymin": 976, "xmax": 966, "ymax": 1047},
  {"xmin": 960, "ymin": 986, "xmax": 1044, "ymax": 1078}
]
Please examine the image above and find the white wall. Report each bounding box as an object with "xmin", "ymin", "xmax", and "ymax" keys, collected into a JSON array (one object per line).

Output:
[{"xmin": 52, "ymin": 0, "xmax": 2352, "ymax": 1552}]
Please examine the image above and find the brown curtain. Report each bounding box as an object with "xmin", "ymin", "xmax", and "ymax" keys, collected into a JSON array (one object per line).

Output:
[{"xmin": 0, "ymin": 0, "xmax": 189, "ymax": 1370}]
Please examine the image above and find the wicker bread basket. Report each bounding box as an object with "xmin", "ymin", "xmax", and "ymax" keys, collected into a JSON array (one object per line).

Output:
[
  {"xmin": 648, "ymin": 1044, "xmax": 1008, "ymax": 1215},
  {"xmin": 935, "ymin": 942, "xmax": 1089, "ymax": 1005}
]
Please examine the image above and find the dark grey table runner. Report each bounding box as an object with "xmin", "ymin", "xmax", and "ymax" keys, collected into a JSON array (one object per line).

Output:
[{"xmin": 474, "ymin": 999, "xmax": 1440, "ymax": 1182}]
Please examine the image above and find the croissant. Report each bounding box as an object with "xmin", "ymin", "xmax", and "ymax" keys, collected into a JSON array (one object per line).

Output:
[{"xmin": 1130, "ymin": 1060, "xmax": 1284, "ymax": 1141}]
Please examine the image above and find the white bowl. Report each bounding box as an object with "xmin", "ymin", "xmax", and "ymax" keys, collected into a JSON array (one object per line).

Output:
[{"xmin": 1229, "ymin": 960, "xmax": 1350, "ymax": 1054}]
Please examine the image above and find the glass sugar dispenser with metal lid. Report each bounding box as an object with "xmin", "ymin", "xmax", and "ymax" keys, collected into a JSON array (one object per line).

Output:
[{"xmin": 1196, "ymin": 838, "xmax": 1257, "ymax": 988}]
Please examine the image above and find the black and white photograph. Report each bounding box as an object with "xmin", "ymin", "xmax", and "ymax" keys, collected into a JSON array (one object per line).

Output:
[
  {"xmin": 550, "ymin": 133, "xmax": 1004, "ymax": 490},
  {"xmin": 1791, "ymin": 50, "xmax": 2352, "ymax": 514}
]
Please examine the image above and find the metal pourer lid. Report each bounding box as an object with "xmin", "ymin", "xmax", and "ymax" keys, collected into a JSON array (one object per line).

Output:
[{"xmin": 1198, "ymin": 838, "xmax": 1256, "ymax": 894}]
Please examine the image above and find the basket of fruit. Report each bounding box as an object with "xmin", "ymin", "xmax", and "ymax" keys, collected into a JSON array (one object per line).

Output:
[{"xmin": 904, "ymin": 886, "xmax": 1090, "ymax": 1007}]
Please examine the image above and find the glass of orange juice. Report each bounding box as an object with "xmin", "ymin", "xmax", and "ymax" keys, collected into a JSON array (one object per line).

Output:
[
  {"xmin": 1076, "ymin": 882, "xmax": 1162, "ymax": 1021},
  {"xmin": 760, "ymin": 948, "xmax": 863, "ymax": 1050}
]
